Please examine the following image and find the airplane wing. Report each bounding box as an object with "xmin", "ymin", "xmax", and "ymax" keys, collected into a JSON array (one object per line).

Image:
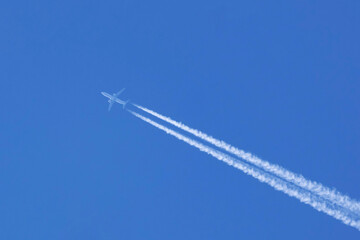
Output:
[
  {"xmin": 114, "ymin": 88, "xmax": 125, "ymax": 97},
  {"xmin": 108, "ymin": 101, "xmax": 114, "ymax": 111}
]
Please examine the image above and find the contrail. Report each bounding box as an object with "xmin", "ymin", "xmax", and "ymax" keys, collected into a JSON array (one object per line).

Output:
[
  {"xmin": 128, "ymin": 110, "xmax": 360, "ymax": 231},
  {"xmin": 133, "ymin": 104, "xmax": 360, "ymax": 214}
]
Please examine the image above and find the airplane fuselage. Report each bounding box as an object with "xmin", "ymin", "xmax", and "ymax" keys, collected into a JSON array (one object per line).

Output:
[{"xmin": 101, "ymin": 91, "xmax": 127, "ymax": 108}]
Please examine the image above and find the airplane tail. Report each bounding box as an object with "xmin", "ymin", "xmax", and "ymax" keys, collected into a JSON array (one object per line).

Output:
[{"xmin": 123, "ymin": 100, "xmax": 130, "ymax": 109}]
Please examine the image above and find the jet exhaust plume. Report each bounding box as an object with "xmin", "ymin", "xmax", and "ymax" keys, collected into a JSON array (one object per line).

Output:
[
  {"xmin": 129, "ymin": 110, "xmax": 360, "ymax": 231},
  {"xmin": 133, "ymin": 104, "xmax": 360, "ymax": 214}
]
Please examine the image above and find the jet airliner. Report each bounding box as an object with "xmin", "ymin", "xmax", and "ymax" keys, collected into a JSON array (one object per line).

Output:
[{"xmin": 101, "ymin": 88, "xmax": 129, "ymax": 111}]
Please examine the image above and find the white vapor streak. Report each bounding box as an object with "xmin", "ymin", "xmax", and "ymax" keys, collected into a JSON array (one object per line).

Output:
[
  {"xmin": 133, "ymin": 104, "xmax": 360, "ymax": 214},
  {"xmin": 129, "ymin": 110, "xmax": 360, "ymax": 231}
]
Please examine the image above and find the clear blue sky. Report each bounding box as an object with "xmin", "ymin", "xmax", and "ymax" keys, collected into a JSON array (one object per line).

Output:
[{"xmin": 1, "ymin": 0, "xmax": 359, "ymax": 239}]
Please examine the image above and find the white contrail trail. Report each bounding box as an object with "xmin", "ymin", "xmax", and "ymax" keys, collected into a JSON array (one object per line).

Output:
[
  {"xmin": 133, "ymin": 104, "xmax": 360, "ymax": 214},
  {"xmin": 128, "ymin": 110, "xmax": 360, "ymax": 231}
]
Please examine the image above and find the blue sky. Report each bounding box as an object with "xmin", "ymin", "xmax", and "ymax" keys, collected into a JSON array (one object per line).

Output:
[{"xmin": 1, "ymin": 0, "xmax": 359, "ymax": 239}]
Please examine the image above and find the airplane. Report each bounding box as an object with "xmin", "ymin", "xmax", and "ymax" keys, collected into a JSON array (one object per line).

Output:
[{"xmin": 101, "ymin": 88, "xmax": 129, "ymax": 111}]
